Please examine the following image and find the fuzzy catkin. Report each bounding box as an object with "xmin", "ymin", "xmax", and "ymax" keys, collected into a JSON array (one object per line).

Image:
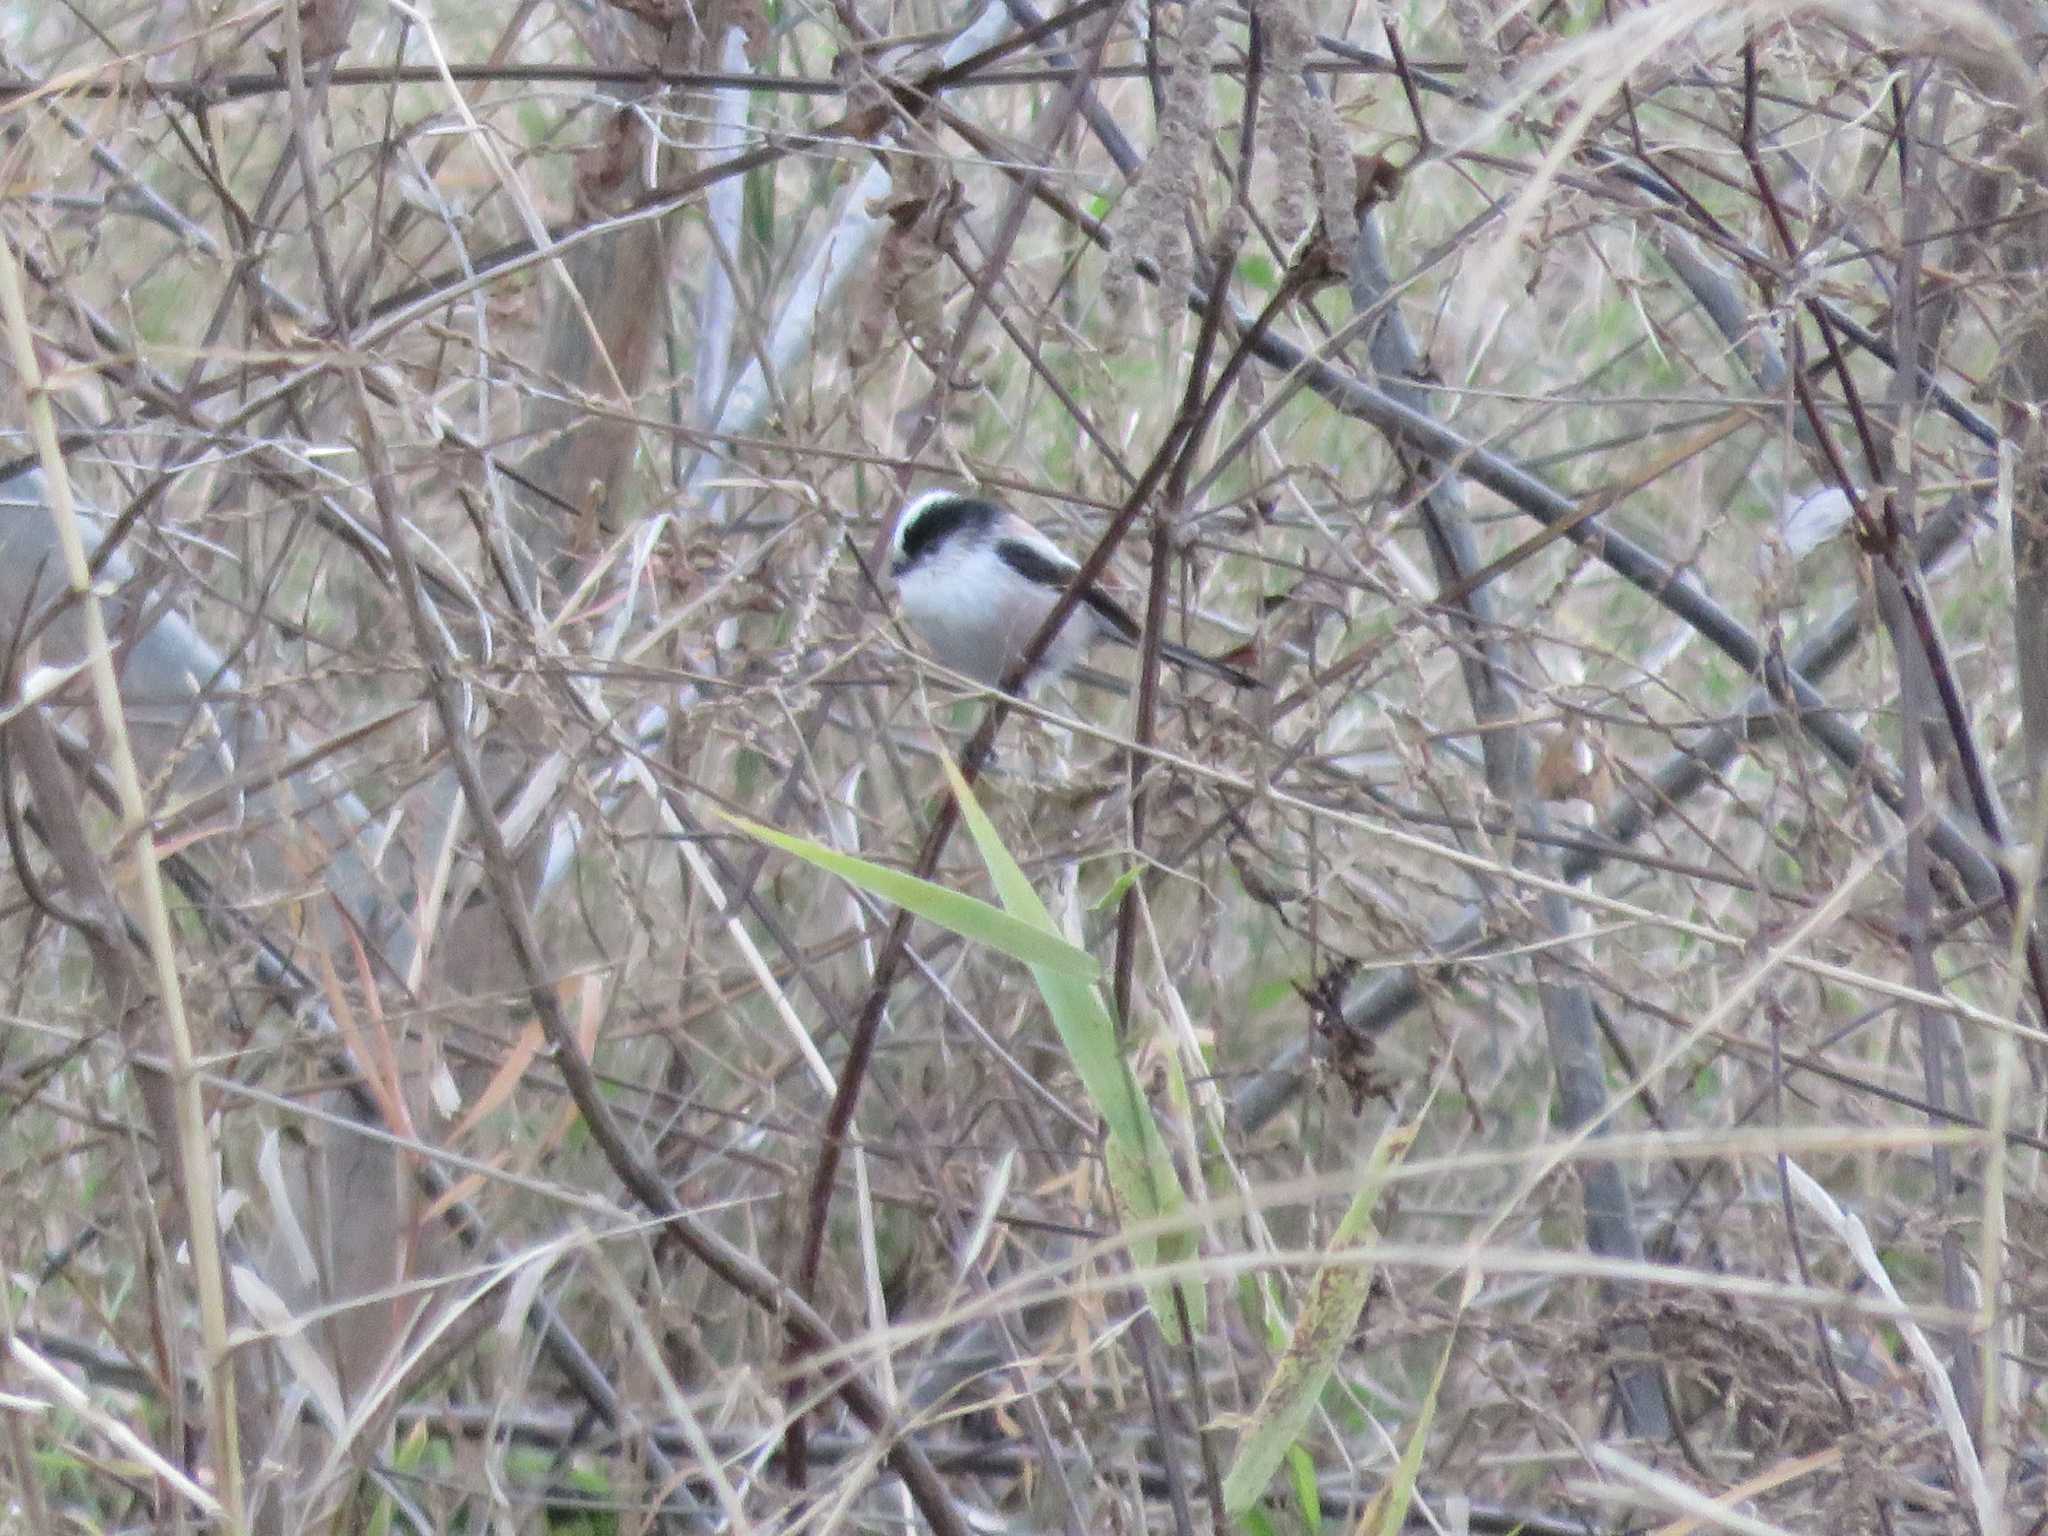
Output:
[
  {"xmin": 1255, "ymin": 0, "xmax": 1357, "ymax": 264},
  {"xmin": 1309, "ymin": 91, "xmax": 1357, "ymax": 263},
  {"xmin": 848, "ymin": 147, "xmax": 959, "ymax": 370},
  {"xmin": 1447, "ymin": 0, "xmax": 1503, "ymax": 98},
  {"xmin": 1259, "ymin": 0, "xmax": 1318, "ymax": 248},
  {"xmin": 1104, "ymin": 0, "xmax": 1223, "ymax": 325}
]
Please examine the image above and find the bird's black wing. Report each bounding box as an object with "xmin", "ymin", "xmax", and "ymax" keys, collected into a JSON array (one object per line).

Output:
[{"xmin": 993, "ymin": 537, "xmax": 1140, "ymax": 643}]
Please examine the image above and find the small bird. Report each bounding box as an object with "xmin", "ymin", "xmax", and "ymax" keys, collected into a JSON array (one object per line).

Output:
[{"xmin": 888, "ymin": 490, "xmax": 1259, "ymax": 694}]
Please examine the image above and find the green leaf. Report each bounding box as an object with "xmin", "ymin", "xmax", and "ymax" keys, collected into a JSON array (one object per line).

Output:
[
  {"xmin": 1369, "ymin": 1334, "xmax": 1448, "ymax": 1536},
  {"xmin": 940, "ymin": 755, "xmax": 1206, "ymax": 1339},
  {"xmin": 940, "ymin": 756, "xmax": 1054, "ymax": 924},
  {"xmin": 1287, "ymin": 1442, "xmax": 1321, "ymax": 1535},
  {"xmin": 717, "ymin": 811, "xmax": 1097, "ymax": 977},
  {"xmin": 1248, "ymin": 976, "xmax": 1299, "ymax": 1015},
  {"xmin": 1221, "ymin": 1121, "xmax": 1415, "ymax": 1519},
  {"xmin": 1090, "ymin": 860, "xmax": 1145, "ymax": 910}
]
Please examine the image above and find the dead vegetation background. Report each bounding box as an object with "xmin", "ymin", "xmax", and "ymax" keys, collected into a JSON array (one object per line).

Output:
[{"xmin": 0, "ymin": 0, "xmax": 2044, "ymax": 1531}]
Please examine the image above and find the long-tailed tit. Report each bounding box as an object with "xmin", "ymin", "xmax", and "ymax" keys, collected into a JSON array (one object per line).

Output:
[{"xmin": 888, "ymin": 490, "xmax": 1258, "ymax": 694}]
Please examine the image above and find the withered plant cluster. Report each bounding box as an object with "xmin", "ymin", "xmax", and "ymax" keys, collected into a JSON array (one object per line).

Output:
[{"xmin": 0, "ymin": 0, "xmax": 2043, "ymax": 1532}]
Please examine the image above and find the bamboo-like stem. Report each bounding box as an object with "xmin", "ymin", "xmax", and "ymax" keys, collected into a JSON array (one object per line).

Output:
[{"xmin": 0, "ymin": 225, "xmax": 245, "ymax": 1530}]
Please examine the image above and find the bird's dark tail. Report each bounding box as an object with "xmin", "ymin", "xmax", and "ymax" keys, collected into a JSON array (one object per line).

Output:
[{"xmin": 1160, "ymin": 640, "xmax": 1260, "ymax": 690}]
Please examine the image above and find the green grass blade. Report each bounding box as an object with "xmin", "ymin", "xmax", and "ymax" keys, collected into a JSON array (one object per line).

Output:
[
  {"xmin": 1287, "ymin": 1442, "xmax": 1321, "ymax": 1535},
  {"xmin": 939, "ymin": 755, "xmax": 1057, "ymax": 926},
  {"xmin": 1221, "ymin": 1121, "xmax": 1416, "ymax": 1519},
  {"xmin": 718, "ymin": 811, "xmax": 1097, "ymax": 977},
  {"xmin": 940, "ymin": 755, "xmax": 1205, "ymax": 1338},
  {"xmin": 1368, "ymin": 1333, "xmax": 1447, "ymax": 1536}
]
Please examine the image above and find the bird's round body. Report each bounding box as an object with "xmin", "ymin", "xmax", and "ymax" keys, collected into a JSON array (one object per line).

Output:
[
  {"xmin": 887, "ymin": 490, "xmax": 1258, "ymax": 694},
  {"xmin": 891, "ymin": 494, "xmax": 1110, "ymax": 689}
]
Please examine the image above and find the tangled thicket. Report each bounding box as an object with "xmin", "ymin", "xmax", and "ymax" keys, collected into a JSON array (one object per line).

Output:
[{"xmin": 0, "ymin": 0, "xmax": 2044, "ymax": 1532}]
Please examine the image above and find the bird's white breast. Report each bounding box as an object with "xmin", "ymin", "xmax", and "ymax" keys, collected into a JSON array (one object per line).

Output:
[{"xmin": 896, "ymin": 536, "xmax": 1103, "ymax": 688}]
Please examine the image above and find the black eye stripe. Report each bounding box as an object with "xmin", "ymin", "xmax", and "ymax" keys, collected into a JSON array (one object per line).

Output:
[{"xmin": 895, "ymin": 496, "xmax": 999, "ymax": 573}]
